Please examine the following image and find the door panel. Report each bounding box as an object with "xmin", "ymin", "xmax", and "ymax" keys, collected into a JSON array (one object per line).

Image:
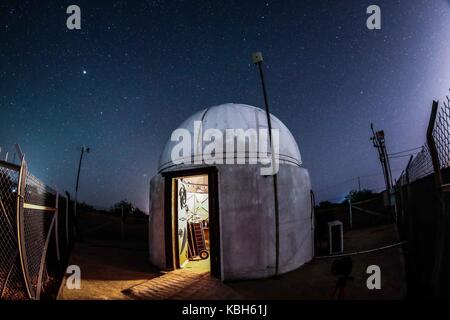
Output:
[{"xmin": 177, "ymin": 180, "xmax": 189, "ymax": 267}]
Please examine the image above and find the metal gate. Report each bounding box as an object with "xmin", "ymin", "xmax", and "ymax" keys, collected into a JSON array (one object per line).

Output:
[
  {"xmin": 0, "ymin": 160, "xmax": 28, "ymax": 299},
  {"xmin": 0, "ymin": 154, "xmax": 73, "ymax": 300}
]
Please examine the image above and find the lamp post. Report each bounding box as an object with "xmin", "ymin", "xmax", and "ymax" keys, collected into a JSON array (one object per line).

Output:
[
  {"xmin": 74, "ymin": 146, "xmax": 90, "ymax": 217},
  {"xmin": 252, "ymin": 52, "xmax": 281, "ymax": 276}
]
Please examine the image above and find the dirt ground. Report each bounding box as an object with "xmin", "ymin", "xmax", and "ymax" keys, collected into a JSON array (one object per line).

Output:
[
  {"xmin": 58, "ymin": 212, "xmax": 406, "ymax": 300},
  {"xmin": 58, "ymin": 242, "xmax": 158, "ymax": 300},
  {"xmin": 58, "ymin": 211, "xmax": 157, "ymax": 300},
  {"xmin": 227, "ymin": 224, "xmax": 406, "ymax": 300}
]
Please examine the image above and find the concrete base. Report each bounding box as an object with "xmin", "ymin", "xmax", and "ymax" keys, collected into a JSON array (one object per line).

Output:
[{"xmin": 149, "ymin": 163, "xmax": 313, "ymax": 281}]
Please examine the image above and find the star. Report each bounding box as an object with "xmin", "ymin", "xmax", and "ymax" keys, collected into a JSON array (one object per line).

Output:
[{"xmin": 0, "ymin": 0, "xmax": 447, "ymax": 212}]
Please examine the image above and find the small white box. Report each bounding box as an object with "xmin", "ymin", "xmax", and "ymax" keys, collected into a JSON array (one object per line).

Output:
[{"xmin": 328, "ymin": 220, "xmax": 344, "ymax": 254}]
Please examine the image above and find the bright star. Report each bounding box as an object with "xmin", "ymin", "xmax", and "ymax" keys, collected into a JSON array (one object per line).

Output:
[{"xmin": 82, "ymin": 70, "xmax": 87, "ymax": 74}]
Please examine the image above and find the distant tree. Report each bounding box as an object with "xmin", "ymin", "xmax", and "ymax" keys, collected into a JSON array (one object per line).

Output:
[
  {"xmin": 344, "ymin": 189, "xmax": 375, "ymax": 203},
  {"xmin": 111, "ymin": 200, "xmax": 148, "ymax": 219},
  {"xmin": 317, "ymin": 201, "xmax": 334, "ymax": 208},
  {"xmin": 77, "ymin": 201, "xmax": 95, "ymax": 212},
  {"xmin": 133, "ymin": 207, "xmax": 147, "ymax": 218},
  {"xmin": 111, "ymin": 200, "xmax": 134, "ymax": 216}
]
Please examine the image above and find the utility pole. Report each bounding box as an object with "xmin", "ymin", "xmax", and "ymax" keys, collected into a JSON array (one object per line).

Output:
[
  {"xmin": 358, "ymin": 176, "xmax": 361, "ymax": 192},
  {"xmin": 74, "ymin": 146, "xmax": 90, "ymax": 217},
  {"xmin": 252, "ymin": 52, "xmax": 281, "ymax": 277},
  {"xmin": 370, "ymin": 124, "xmax": 397, "ymax": 223},
  {"xmin": 370, "ymin": 124, "xmax": 393, "ymax": 192}
]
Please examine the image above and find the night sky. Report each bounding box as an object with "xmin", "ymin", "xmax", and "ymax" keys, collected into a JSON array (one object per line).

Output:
[{"xmin": 1, "ymin": 0, "xmax": 450, "ymax": 211}]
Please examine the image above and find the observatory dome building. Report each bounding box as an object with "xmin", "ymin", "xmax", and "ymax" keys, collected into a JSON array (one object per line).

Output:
[{"xmin": 149, "ymin": 103, "xmax": 313, "ymax": 280}]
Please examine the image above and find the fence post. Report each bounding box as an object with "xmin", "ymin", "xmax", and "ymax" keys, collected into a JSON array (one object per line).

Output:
[
  {"xmin": 404, "ymin": 154, "xmax": 420, "ymax": 296},
  {"xmin": 348, "ymin": 199, "xmax": 353, "ymax": 229},
  {"xmin": 427, "ymin": 101, "xmax": 443, "ymax": 187},
  {"xmin": 310, "ymin": 190, "xmax": 315, "ymax": 257},
  {"xmin": 405, "ymin": 155, "xmax": 414, "ymax": 240},
  {"xmin": 15, "ymin": 157, "xmax": 33, "ymax": 299},
  {"xmin": 397, "ymin": 173, "xmax": 404, "ymax": 234},
  {"xmin": 426, "ymin": 100, "xmax": 446, "ymax": 296}
]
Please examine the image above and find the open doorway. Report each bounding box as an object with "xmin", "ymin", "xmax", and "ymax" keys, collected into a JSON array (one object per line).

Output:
[
  {"xmin": 174, "ymin": 174, "xmax": 210, "ymax": 272},
  {"xmin": 164, "ymin": 168, "xmax": 220, "ymax": 278}
]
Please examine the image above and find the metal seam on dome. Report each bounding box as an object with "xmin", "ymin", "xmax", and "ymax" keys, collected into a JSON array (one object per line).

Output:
[
  {"xmin": 158, "ymin": 104, "xmax": 302, "ymax": 171},
  {"xmin": 158, "ymin": 157, "xmax": 302, "ymax": 173}
]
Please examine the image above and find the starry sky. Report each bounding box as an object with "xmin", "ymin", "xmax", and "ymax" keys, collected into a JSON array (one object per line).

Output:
[{"xmin": 1, "ymin": 0, "xmax": 450, "ymax": 211}]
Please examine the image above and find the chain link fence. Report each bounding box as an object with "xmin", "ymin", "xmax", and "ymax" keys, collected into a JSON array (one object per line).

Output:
[
  {"xmin": 405, "ymin": 96, "xmax": 450, "ymax": 183},
  {"xmin": 0, "ymin": 160, "xmax": 28, "ymax": 299},
  {"xmin": 395, "ymin": 96, "xmax": 450, "ymax": 298},
  {"xmin": 0, "ymin": 154, "xmax": 75, "ymax": 300},
  {"xmin": 433, "ymin": 96, "xmax": 450, "ymax": 170},
  {"xmin": 405, "ymin": 144, "xmax": 433, "ymax": 182}
]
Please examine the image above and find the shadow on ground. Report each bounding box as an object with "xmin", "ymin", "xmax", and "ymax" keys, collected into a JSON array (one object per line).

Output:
[{"xmin": 58, "ymin": 211, "xmax": 406, "ymax": 300}]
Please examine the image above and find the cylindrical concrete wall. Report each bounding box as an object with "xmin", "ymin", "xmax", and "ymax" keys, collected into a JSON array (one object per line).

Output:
[
  {"xmin": 148, "ymin": 163, "xmax": 313, "ymax": 281},
  {"xmin": 216, "ymin": 164, "xmax": 312, "ymax": 280},
  {"xmin": 148, "ymin": 174, "xmax": 166, "ymax": 270}
]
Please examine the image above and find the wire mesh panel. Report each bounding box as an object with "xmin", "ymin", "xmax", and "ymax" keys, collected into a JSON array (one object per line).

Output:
[
  {"xmin": 0, "ymin": 161, "xmax": 28, "ymax": 299},
  {"xmin": 19, "ymin": 168, "xmax": 58, "ymax": 299},
  {"xmin": 1, "ymin": 153, "xmax": 74, "ymax": 300},
  {"xmin": 24, "ymin": 173, "xmax": 57, "ymax": 208},
  {"xmin": 401, "ymin": 96, "xmax": 450, "ymax": 185},
  {"xmin": 407, "ymin": 145, "xmax": 434, "ymax": 183},
  {"xmin": 433, "ymin": 96, "xmax": 450, "ymax": 170}
]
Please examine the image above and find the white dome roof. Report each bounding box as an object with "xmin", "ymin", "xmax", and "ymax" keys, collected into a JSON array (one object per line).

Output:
[{"xmin": 158, "ymin": 103, "xmax": 302, "ymax": 172}]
